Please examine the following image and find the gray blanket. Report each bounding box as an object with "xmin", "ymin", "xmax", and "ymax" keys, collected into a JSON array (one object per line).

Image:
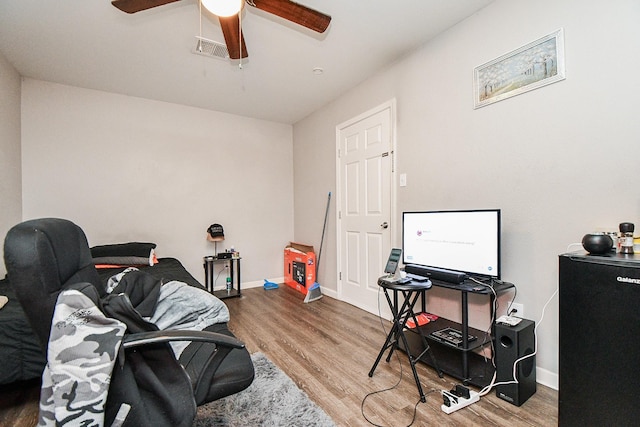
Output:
[{"xmin": 107, "ymin": 268, "xmax": 230, "ymax": 357}]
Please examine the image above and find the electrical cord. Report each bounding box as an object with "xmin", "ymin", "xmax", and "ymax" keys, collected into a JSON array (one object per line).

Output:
[
  {"xmin": 362, "ymin": 387, "xmax": 438, "ymax": 427},
  {"xmin": 361, "ymin": 285, "xmax": 436, "ymax": 427},
  {"xmin": 479, "ymin": 242, "xmax": 578, "ymax": 395},
  {"xmin": 467, "ymin": 278, "xmax": 498, "ymax": 358},
  {"xmin": 460, "ymin": 277, "xmax": 523, "ymax": 386},
  {"xmin": 506, "ymin": 286, "xmax": 518, "ymax": 316},
  {"xmin": 213, "ymin": 266, "xmax": 227, "ymax": 291},
  {"xmin": 486, "ymin": 284, "xmax": 515, "ymax": 371},
  {"xmin": 466, "ymin": 277, "xmax": 511, "ymax": 376},
  {"xmin": 478, "ymin": 286, "xmax": 558, "ymax": 397},
  {"xmin": 481, "ymin": 282, "xmax": 498, "ymax": 368},
  {"xmin": 566, "ymin": 242, "xmax": 583, "ymax": 252}
]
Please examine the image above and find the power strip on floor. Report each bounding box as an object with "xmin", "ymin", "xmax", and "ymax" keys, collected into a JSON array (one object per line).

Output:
[{"xmin": 441, "ymin": 389, "xmax": 480, "ymax": 414}]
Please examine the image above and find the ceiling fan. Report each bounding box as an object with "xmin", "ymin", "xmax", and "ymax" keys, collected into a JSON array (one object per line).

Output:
[{"xmin": 111, "ymin": 0, "xmax": 331, "ymax": 60}]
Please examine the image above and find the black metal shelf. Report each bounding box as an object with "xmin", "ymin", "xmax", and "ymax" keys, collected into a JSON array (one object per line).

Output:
[
  {"xmin": 401, "ymin": 328, "xmax": 495, "ymax": 388},
  {"xmin": 213, "ymin": 287, "xmax": 241, "ymax": 300},
  {"xmin": 416, "ymin": 317, "xmax": 492, "ymax": 352},
  {"xmin": 203, "ymin": 256, "xmax": 242, "ymax": 299},
  {"xmin": 398, "ymin": 277, "xmax": 514, "ymax": 388}
]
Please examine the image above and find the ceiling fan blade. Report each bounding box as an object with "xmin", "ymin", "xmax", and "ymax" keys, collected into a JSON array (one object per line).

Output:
[
  {"xmin": 219, "ymin": 15, "xmax": 249, "ymax": 60},
  {"xmin": 250, "ymin": 0, "xmax": 331, "ymax": 33},
  {"xmin": 111, "ymin": 0, "xmax": 180, "ymax": 14}
]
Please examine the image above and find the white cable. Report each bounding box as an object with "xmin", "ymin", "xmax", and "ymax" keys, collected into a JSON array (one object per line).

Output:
[
  {"xmin": 199, "ymin": 0, "xmax": 202, "ymax": 37},
  {"xmin": 467, "ymin": 277, "xmax": 504, "ymax": 366},
  {"xmin": 478, "ymin": 286, "xmax": 558, "ymax": 396},
  {"xmin": 478, "ymin": 242, "xmax": 572, "ymax": 396},
  {"xmin": 238, "ymin": 10, "xmax": 243, "ymax": 69},
  {"xmin": 566, "ymin": 242, "xmax": 582, "ymax": 252}
]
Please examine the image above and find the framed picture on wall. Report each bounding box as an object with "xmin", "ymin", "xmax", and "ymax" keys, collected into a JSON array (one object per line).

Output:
[{"xmin": 473, "ymin": 28, "xmax": 565, "ymax": 109}]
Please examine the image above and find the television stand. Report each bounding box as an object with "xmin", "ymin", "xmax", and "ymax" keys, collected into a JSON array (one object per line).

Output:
[{"xmin": 400, "ymin": 277, "xmax": 514, "ymax": 388}]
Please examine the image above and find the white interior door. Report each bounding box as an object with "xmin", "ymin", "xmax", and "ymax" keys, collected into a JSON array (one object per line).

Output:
[{"xmin": 336, "ymin": 102, "xmax": 394, "ymax": 315}]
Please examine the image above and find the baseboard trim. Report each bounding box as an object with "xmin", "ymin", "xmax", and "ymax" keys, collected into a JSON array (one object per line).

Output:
[
  {"xmin": 536, "ymin": 366, "xmax": 558, "ymax": 390},
  {"xmin": 243, "ymin": 277, "xmax": 284, "ymax": 289},
  {"xmin": 243, "ymin": 278, "xmax": 338, "ymax": 300}
]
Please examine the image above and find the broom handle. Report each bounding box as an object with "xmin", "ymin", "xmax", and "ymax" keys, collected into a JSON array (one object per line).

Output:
[{"xmin": 316, "ymin": 192, "xmax": 331, "ymax": 277}]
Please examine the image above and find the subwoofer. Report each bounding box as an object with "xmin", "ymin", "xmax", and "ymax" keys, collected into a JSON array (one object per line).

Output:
[{"xmin": 495, "ymin": 319, "xmax": 536, "ymax": 406}]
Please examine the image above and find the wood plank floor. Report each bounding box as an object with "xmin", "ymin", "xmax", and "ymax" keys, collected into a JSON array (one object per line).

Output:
[
  {"xmin": 227, "ymin": 286, "xmax": 557, "ymax": 426},
  {"xmin": 0, "ymin": 378, "xmax": 39, "ymax": 427},
  {"xmin": 0, "ymin": 285, "xmax": 558, "ymax": 426}
]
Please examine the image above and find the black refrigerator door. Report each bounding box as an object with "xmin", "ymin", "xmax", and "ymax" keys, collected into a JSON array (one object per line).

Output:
[{"xmin": 559, "ymin": 254, "xmax": 640, "ymax": 427}]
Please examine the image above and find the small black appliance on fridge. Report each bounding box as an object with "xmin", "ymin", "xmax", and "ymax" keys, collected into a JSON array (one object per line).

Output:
[{"xmin": 559, "ymin": 252, "xmax": 640, "ymax": 426}]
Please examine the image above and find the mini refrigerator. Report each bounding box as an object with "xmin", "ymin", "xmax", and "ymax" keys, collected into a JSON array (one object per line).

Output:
[{"xmin": 559, "ymin": 252, "xmax": 640, "ymax": 426}]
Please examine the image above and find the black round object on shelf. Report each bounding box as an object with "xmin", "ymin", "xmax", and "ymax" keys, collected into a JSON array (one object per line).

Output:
[{"xmin": 582, "ymin": 234, "xmax": 614, "ymax": 254}]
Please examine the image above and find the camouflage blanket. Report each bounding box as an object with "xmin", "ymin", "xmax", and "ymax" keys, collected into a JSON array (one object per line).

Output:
[
  {"xmin": 38, "ymin": 286, "xmax": 126, "ymax": 426},
  {"xmin": 38, "ymin": 270, "xmax": 229, "ymax": 426}
]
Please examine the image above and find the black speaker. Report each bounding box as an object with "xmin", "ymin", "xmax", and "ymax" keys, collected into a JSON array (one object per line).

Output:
[{"xmin": 495, "ymin": 319, "xmax": 536, "ymax": 406}]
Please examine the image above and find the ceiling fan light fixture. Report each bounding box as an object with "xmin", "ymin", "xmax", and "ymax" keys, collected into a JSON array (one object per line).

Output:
[{"xmin": 201, "ymin": 0, "xmax": 243, "ymax": 17}]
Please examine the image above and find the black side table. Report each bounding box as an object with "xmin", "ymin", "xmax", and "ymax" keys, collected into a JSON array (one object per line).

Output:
[
  {"xmin": 368, "ymin": 277, "xmax": 443, "ymax": 402},
  {"xmin": 203, "ymin": 256, "xmax": 242, "ymax": 299}
]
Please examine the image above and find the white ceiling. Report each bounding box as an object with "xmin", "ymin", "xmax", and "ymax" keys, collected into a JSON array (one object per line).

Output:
[{"xmin": 0, "ymin": 0, "xmax": 493, "ymax": 124}]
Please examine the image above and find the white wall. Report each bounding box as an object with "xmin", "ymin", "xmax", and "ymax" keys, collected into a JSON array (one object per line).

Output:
[
  {"xmin": 21, "ymin": 79, "xmax": 294, "ymax": 286},
  {"xmin": 0, "ymin": 51, "xmax": 22, "ymax": 276},
  {"xmin": 292, "ymin": 0, "xmax": 640, "ymax": 388}
]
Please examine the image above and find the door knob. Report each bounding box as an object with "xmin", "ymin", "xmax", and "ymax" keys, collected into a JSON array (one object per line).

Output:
[{"xmin": 381, "ymin": 222, "xmax": 389, "ymax": 229}]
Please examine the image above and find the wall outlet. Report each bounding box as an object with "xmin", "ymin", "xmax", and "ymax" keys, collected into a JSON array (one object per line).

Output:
[{"xmin": 510, "ymin": 302, "xmax": 524, "ymax": 318}]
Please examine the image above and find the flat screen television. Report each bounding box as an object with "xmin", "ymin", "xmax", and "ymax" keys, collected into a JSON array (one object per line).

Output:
[{"xmin": 402, "ymin": 209, "xmax": 501, "ymax": 281}]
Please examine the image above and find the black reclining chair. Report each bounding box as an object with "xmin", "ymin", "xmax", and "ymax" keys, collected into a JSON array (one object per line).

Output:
[{"xmin": 4, "ymin": 218, "xmax": 254, "ymax": 426}]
